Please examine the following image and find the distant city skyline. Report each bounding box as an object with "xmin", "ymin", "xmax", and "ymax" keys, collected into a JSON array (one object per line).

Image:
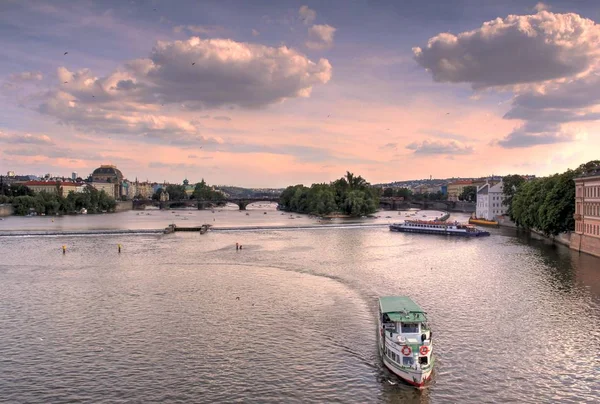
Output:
[{"xmin": 1, "ymin": 1, "xmax": 600, "ymax": 187}]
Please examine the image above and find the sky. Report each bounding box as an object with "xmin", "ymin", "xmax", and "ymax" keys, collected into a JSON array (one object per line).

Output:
[{"xmin": 1, "ymin": 0, "xmax": 600, "ymax": 187}]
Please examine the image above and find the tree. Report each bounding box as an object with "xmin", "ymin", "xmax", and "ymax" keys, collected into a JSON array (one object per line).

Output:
[
  {"xmin": 166, "ymin": 184, "xmax": 187, "ymax": 200},
  {"xmin": 502, "ymin": 174, "xmax": 526, "ymax": 218},
  {"xmin": 279, "ymin": 172, "xmax": 378, "ymax": 217},
  {"xmin": 382, "ymin": 188, "xmax": 395, "ymax": 197},
  {"xmin": 459, "ymin": 186, "xmax": 477, "ymax": 202},
  {"xmin": 395, "ymin": 188, "xmax": 412, "ymax": 199}
]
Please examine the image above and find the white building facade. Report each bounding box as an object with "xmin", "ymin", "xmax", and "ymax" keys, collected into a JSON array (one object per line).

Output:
[{"xmin": 476, "ymin": 181, "xmax": 507, "ymax": 220}]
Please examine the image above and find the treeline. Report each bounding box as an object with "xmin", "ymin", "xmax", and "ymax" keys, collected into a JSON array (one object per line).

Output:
[
  {"xmin": 503, "ymin": 160, "xmax": 600, "ymax": 236},
  {"xmin": 279, "ymin": 172, "xmax": 379, "ymax": 216},
  {"xmin": 1, "ymin": 186, "xmax": 116, "ymax": 216},
  {"xmin": 152, "ymin": 180, "xmax": 223, "ymax": 201}
]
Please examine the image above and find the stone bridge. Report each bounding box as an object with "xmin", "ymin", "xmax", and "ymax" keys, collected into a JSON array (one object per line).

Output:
[{"xmin": 132, "ymin": 197, "xmax": 280, "ymax": 211}]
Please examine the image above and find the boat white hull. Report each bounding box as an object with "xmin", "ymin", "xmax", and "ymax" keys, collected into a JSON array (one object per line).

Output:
[{"xmin": 380, "ymin": 352, "xmax": 432, "ymax": 388}]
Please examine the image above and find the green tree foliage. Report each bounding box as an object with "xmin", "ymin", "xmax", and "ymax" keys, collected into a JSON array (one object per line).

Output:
[
  {"xmin": 508, "ymin": 160, "xmax": 600, "ymax": 236},
  {"xmin": 1, "ymin": 184, "xmax": 35, "ymax": 198},
  {"xmin": 502, "ymin": 174, "xmax": 526, "ymax": 217},
  {"xmin": 10, "ymin": 187, "xmax": 116, "ymax": 216},
  {"xmin": 166, "ymin": 184, "xmax": 187, "ymax": 200},
  {"xmin": 192, "ymin": 179, "xmax": 223, "ymax": 201},
  {"xmin": 459, "ymin": 186, "xmax": 477, "ymax": 202},
  {"xmin": 279, "ymin": 172, "xmax": 379, "ymax": 216}
]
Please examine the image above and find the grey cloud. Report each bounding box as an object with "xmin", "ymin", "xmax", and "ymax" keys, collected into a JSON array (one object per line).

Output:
[
  {"xmin": 188, "ymin": 154, "xmax": 198, "ymax": 159},
  {"xmin": 213, "ymin": 116, "xmax": 231, "ymax": 121},
  {"xmin": 379, "ymin": 143, "xmax": 397, "ymax": 150},
  {"xmin": 3, "ymin": 146, "xmax": 103, "ymax": 160},
  {"xmin": 0, "ymin": 131, "xmax": 54, "ymax": 145},
  {"xmin": 419, "ymin": 130, "xmax": 472, "ymax": 142},
  {"xmin": 406, "ymin": 140, "xmax": 474, "ymax": 155},
  {"xmin": 413, "ymin": 11, "xmax": 600, "ymax": 88},
  {"xmin": 8, "ymin": 71, "xmax": 43, "ymax": 82},
  {"xmin": 496, "ymin": 125, "xmax": 576, "ymax": 148}
]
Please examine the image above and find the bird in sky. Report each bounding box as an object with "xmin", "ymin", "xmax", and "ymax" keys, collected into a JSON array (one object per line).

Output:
[
  {"xmin": 192, "ymin": 62, "xmax": 196, "ymax": 65},
  {"xmin": 64, "ymin": 81, "xmax": 68, "ymax": 84},
  {"xmin": 446, "ymin": 112, "xmax": 450, "ymax": 115},
  {"xmin": 63, "ymin": 52, "xmax": 68, "ymax": 55}
]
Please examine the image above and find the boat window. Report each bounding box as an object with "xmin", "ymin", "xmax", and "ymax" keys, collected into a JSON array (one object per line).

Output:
[
  {"xmin": 419, "ymin": 356, "xmax": 428, "ymax": 365},
  {"xmin": 402, "ymin": 357, "xmax": 414, "ymax": 366},
  {"xmin": 392, "ymin": 352, "xmax": 396, "ymax": 361},
  {"xmin": 401, "ymin": 323, "xmax": 419, "ymax": 333}
]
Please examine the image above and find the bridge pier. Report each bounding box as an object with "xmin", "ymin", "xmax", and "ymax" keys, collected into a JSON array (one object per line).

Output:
[{"xmin": 237, "ymin": 201, "xmax": 249, "ymax": 210}]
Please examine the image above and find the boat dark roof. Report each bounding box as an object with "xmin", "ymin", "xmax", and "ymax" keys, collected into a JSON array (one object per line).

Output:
[{"xmin": 379, "ymin": 296, "xmax": 427, "ymax": 322}]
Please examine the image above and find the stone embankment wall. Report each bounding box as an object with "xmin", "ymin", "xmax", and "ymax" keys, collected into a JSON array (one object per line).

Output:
[
  {"xmin": 450, "ymin": 202, "xmax": 476, "ymax": 213},
  {"xmin": 0, "ymin": 204, "xmax": 14, "ymax": 217},
  {"xmin": 570, "ymin": 233, "xmax": 600, "ymax": 258},
  {"xmin": 115, "ymin": 200, "xmax": 133, "ymax": 212},
  {"xmin": 497, "ymin": 215, "xmax": 517, "ymax": 228}
]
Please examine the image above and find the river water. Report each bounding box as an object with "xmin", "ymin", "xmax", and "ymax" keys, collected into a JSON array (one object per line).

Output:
[{"xmin": 0, "ymin": 207, "xmax": 599, "ymax": 403}]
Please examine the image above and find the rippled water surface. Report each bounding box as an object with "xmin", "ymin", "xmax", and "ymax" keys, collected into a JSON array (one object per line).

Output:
[{"xmin": 0, "ymin": 210, "xmax": 599, "ymax": 403}]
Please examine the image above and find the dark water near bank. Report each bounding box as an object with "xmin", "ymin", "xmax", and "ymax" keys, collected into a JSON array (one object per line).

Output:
[{"xmin": 0, "ymin": 211, "xmax": 599, "ymax": 403}]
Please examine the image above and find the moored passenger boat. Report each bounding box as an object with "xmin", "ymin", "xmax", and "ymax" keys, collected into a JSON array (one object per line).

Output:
[
  {"xmin": 378, "ymin": 296, "xmax": 433, "ymax": 388},
  {"xmin": 389, "ymin": 220, "xmax": 490, "ymax": 237}
]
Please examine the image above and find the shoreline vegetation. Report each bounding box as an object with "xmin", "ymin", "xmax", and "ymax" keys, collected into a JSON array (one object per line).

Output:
[
  {"xmin": 0, "ymin": 183, "xmax": 116, "ymax": 216},
  {"xmin": 278, "ymin": 172, "xmax": 380, "ymax": 217},
  {"xmin": 502, "ymin": 160, "xmax": 600, "ymax": 237}
]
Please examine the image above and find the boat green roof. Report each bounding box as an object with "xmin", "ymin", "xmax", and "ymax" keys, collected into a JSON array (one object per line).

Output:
[{"xmin": 379, "ymin": 296, "xmax": 427, "ymax": 323}]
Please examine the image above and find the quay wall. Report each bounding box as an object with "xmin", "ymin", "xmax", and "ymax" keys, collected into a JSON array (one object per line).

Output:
[
  {"xmin": 570, "ymin": 233, "xmax": 600, "ymax": 258},
  {"xmin": 0, "ymin": 204, "xmax": 14, "ymax": 217},
  {"xmin": 115, "ymin": 200, "xmax": 133, "ymax": 212}
]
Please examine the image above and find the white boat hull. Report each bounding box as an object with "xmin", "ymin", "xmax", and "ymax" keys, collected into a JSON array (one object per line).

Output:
[{"xmin": 380, "ymin": 350, "xmax": 433, "ymax": 388}]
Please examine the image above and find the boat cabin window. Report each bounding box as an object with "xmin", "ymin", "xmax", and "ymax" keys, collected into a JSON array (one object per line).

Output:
[
  {"xmin": 419, "ymin": 356, "xmax": 428, "ymax": 365},
  {"xmin": 401, "ymin": 323, "xmax": 419, "ymax": 333},
  {"xmin": 402, "ymin": 357, "xmax": 414, "ymax": 366}
]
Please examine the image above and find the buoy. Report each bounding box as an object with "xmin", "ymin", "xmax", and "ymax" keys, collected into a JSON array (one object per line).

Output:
[{"xmin": 62, "ymin": 245, "xmax": 66, "ymax": 254}]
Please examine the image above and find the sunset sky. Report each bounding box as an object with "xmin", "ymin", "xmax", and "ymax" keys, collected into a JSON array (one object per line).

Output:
[{"xmin": 1, "ymin": 0, "xmax": 600, "ymax": 187}]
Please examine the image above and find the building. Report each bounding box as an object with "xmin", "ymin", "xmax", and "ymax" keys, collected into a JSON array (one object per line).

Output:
[
  {"xmin": 24, "ymin": 181, "xmax": 85, "ymax": 196},
  {"xmin": 91, "ymin": 165, "xmax": 124, "ymax": 199},
  {"xmin": 183, "ymin": 179, "xmax": 194, "ymax": 197},
  {"xmin": 447, "ymin": 180, "xmax": 472, "ymax": 201},
  {"xmin": 476, "ymin": 181, "xmax": 507, "ymax": 220},
  {"xmin": 90, "ymin": 182, "xmax": 118, "ymax": 198},
  {"xmin": 7, "ymin": 171, "xmax": 15, "ymax": 177},
  {"xmin": 71, "ymin": 172, "xmax": 78, "ymax": 181},
  {"xmin": 571, "ymin": 170, "xmax": 600, "ymax": 258}
]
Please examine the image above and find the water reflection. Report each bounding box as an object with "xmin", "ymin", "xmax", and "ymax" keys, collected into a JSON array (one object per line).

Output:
[{"xmin": 0, "ymin": 213, "xmax": 598, "ymax": 403}]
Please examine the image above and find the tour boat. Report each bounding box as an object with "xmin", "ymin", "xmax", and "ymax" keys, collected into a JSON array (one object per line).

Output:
[
  {"xmin": 389, "ymin": 220, "xmax": 490, "ymax": 237},
  {"xmin": 378, "ymin": 296, "xmax": 433, "ymax": 388}
]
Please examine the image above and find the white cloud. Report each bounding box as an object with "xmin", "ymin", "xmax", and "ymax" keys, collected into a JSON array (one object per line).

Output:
[
  {"xmin": 299, "ymin": 5, "xmax": 316, "ymax": 25},
  {"xmin": 534, "ymin": 2, "xmax": 549, "ymax": 12},
  {"xmin": 414, "ymin": 10, "xmax": 600, "ymax": 149},
  {"xmin": 34, "ymin": 36, "xmax": 332, "ymax": 146},
  {"xmin": 413, "ymin": 11, "xmax": 600, "ymax": 89},
  {"xmin": 306, "ymin": 24, "xmax": 336, "ymax": 50},
  {"xmin": 406, "ymin": 139, "xmax": 474, "ymax": 155}
]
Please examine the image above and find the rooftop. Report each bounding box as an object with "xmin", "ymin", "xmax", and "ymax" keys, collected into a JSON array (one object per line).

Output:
[
  {"xmin": 25, "ymin": 181, "xmax": 82, "ymax": 186},
  {"xmin": 576, "ymin": 169, "xmax": 600, "ymax": 180},
  {"xmin": 379, "ymin": 296, "xmax": 427, "ymax": 323}
]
